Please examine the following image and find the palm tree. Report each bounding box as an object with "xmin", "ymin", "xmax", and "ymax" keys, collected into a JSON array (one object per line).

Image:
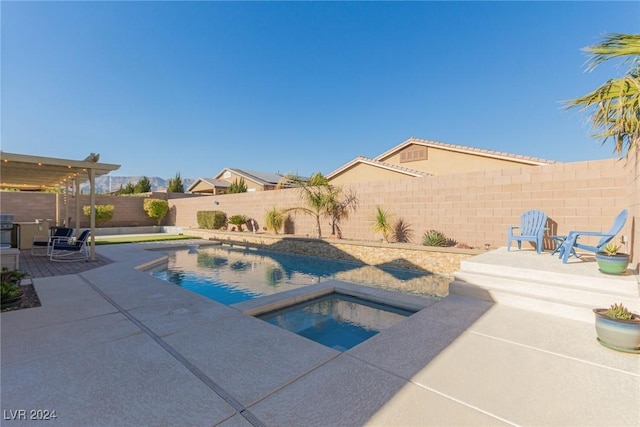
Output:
[
  {"xmin": 324, "ymin": 187, "xmax": 359, "ymax": 238},
  {"xmin": 284, "ymin": 172, "xmax": 331, "ymax": 238},
  {"xmin": 565, "ymin": 33, "xmax": 640, "ymax": 157}
]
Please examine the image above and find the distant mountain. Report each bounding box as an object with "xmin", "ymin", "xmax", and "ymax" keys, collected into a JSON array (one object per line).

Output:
[{"xmin": 79, "ymin": 176, "xmax": 196, "ymax": 193}]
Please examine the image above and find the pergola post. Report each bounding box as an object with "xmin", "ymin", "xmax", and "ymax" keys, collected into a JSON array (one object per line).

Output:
[{"xmin": 89, "ymin": 168, "xmax": 96, "ymax": 261}]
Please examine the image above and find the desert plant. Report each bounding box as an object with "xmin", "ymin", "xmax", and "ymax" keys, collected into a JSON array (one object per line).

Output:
[
  {"xmin": 143, "ymin": 198, "xmax": 169, "ymax": 225},
  {"xmin": 83, "ymin": 204, "xmax": 114, "ymax": 227},
  {"xmin": 283, "ymin": 172, "xmax": 331, "ymax": 238},
  {"xmin": 422, "ymin": 230, "xmax": 456, "ymax": 247},
  {"xmin": 264, "ymin": 207, "xmax": 284, "ymax": 234},
  {"xmin": 392, "ymin": 218, "xmax": 414, "ymax": 243},
  {"xmin": 605, "ymin": 303, "xmax": 634, "ymax": 320},
  {"xmin": 564, "ymin": 33, "xmax": 640, "ymax": 157},
  {"xmin": 372, "ymin": 206, "xmax": 394, "ymax": 243},
  {"xmin": 197, "ymin": 210, "xmax": 227, "ymax": 229},
  {"xmin": 324, "ymin": 187, "xmax": 358, "ymax": 238},
  {"xmin": 603, "ymin": 242, "xmax": 621, "ymax": 255},
  {"xmin": 228, "ymin": 178, "xmax": 248, "ymax": 194},
  {"xmin": 228, "ymin": 214, "xmax": 249, "ymax": 231}
]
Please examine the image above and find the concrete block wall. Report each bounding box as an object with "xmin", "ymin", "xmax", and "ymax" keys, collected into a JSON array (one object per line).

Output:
[
  {"xmin": 0, "ymin": 192, "xmax": 165, "ymax": 227},
  {"xmin": 624, "ymin": 147, "xmax": 639, "ymax": 269},
  {"xmin": 170, "ymin": 158, "xmax": 633, "ymax": 258}
]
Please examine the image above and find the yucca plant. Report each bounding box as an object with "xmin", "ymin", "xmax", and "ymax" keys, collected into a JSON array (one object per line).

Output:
[{"xmin": 372, "ymin": 206, "xmax": 393, "ymax": 243}]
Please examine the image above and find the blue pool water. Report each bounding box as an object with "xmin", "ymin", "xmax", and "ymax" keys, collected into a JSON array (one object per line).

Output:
[
  {"xmin": 150, "ymin": 245, "xmax": 440, "ymax": 305},
  {"xmin": 258, "ymin": 293, "xmax": 416, "ymax": 351}
]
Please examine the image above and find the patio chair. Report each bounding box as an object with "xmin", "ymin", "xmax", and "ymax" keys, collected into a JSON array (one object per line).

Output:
[
  {"xmin": 556, "ymin": 209, "xmax": 628, "ymax": 264},
  {"xmin": 31, "ymin": 227, "xmax": 74, "ymax": 256},
  {"xmin": 506, "ymin": 210, "xmax": 548, "ymax": 254},
  {"xmin": 49, "ymin": 230, "xmax": 91, "ymax": 262}
]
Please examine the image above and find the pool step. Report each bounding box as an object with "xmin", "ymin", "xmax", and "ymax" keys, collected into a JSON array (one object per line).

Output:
[{"xmin": 451, "ymin": 255, "xmax": 640, "ymax": 323}]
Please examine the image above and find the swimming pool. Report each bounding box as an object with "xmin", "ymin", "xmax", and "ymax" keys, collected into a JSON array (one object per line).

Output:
[
  {"xmin": 149, "ymin": 245, "xmax": 449, "ymax": 304},
  {"xmin": 257, "ymin": 292, "xmax": 417, "ymax": 351}
]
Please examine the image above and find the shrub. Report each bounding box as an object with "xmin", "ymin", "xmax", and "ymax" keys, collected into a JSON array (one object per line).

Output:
[
  {"xmin": 197, "ymin": 210, "xmax": 227, "ymax": 229},
  {"xmin": 143, "ymin": 198, "xmax": 169, "ymax": 225},
  {"xmin": 1, "ymin": 267, "xmax": 26, "ymax": 300},
  {"xmin": 83, "ymin": 205, "xmax": 115, "ymax": 227},
  {"xmin": 228, "ymin": 214, "xmax": 249, "ymax": 231},
  {"xmin": 372, "ymin": 206, "xmax": 393, "ymax": 243},
  {"xmin": 422, "ymin": 230, "xmax": 456, "ymax": 247},
  {"xmin": 264, "ymin": 207, "xmax": 283, "ymax": 234}
]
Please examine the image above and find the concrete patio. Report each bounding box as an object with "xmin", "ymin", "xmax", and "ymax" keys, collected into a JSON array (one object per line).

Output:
[{"xmin": 1, "ymin": 242, "xmax": 639, "ymax": 426}]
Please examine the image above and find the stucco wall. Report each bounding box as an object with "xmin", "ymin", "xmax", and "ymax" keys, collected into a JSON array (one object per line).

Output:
[{"xmin": 380, "ymin": 144, "xmax": 547, "ymax": 175}]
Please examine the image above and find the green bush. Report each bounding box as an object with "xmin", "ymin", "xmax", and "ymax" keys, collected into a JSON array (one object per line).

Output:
[
  {"xmin": 143, "ymin": 198, "xmax": 169, "ymax": 225},
  {"xmin": 1, "ymin": 267, "xmax": 26, "ymax": 300},
  {"xmin": 197, "ymin": 210, "xmax": 227, "ymax": 229},
  {"xmin": 83, "ymin": 205, "xmax": 115, "ymax": 227}
]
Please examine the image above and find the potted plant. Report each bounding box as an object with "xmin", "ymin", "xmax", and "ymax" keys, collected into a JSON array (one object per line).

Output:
[
  {"xmin": 593, "ymin": 303, "xmax": 640, "ymax": 353},
  {"xmin": 1, "ymin": 267, "xmax": 27, "ymax": 310},
  {"xmin": 595, "ymin": 243, "xmax": 629, "ymax": 275}
]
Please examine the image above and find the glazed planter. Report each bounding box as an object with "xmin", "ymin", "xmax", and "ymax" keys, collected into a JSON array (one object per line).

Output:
[
  {"xmin": 593, "ymin": 309, "xmax": 640, "ymax": 353},
  {"xmin": 595, "ymin": 252, "xmax": 629, "ymax": 275}
]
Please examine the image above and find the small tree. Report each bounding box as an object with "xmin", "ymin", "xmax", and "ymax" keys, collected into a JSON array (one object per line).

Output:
[
  {"xmin": 167, "ymin": 172, "xmax": 185, "ymax": 193},
  {"xmin": 135, "ymin": 176, "xmax": 152, "ymax": 193},
  {"xmin": 284, "ymin": 172, "xmax": 330, "ymax": 238},
  {"xmin": 83, "ymin": 205, "xmax": 115, "ymax": 227},
  {"xmin": 115, "ymin": 182, "xmax": 136, "ymax": 195},
  {"xmin": 228, "ymin": 178, "xmax": 247, "ymax": 193},
  {"xmin": 324, "ymin": 187, "xmax": 358, "ymax": 238},
  {"xmin": 143, "ymin": 198, "xmax": 169, "ymax": 225}
]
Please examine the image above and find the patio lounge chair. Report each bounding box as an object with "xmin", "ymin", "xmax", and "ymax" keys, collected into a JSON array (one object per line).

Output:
[
  {"xmin": 31, "ymin": 227, "xmax": 74, "ymax": 256},
  {"xmin": 507, "ymin": 210, "xmax": 548, "ymax": 254},
  {"xmin": 556, "ymin": 209, "xmax": 628, "ymax": 264},
  {"xmin": 49, "ymin": 230, "xmax": 91, "ymax": 262}
]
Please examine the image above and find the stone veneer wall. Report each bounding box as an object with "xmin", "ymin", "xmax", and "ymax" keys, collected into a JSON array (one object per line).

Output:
[{"xmin": 186, "ymin": 228, "xmax": 481, "ymax": 276}]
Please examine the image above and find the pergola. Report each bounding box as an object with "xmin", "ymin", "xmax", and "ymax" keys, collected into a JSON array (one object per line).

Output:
[{"xmin": 0, "ymin": 151, "xmax": 120, "ymax": 260}]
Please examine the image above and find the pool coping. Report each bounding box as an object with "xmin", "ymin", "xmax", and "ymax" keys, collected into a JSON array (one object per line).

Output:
[{"xmin": 232, "ymin": 279, "xmax": 438, "ymax": 317}]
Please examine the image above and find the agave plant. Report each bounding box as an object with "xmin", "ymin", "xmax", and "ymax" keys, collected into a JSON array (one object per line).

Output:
[{"xmin": 422, "ymin": 230, "xmax": 456, "ymax": 247}]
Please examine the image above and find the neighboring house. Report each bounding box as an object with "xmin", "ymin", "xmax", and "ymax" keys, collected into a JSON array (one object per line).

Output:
[
  {"xmin": 187, "ymin": 168, "xmax": 296, "ymax": 194},
  {"xmin": 327, "ymin": 137, "xmax": 557, "ymax": 185},
  {"xmin": 186, "ymin": 178, "xmax": 231, "ymax": 195}
]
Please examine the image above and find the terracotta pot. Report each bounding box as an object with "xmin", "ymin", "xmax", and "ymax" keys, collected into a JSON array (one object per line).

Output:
[{"xmin": 593, "ymin": 308, "xmax": 640, "ymax": 353}]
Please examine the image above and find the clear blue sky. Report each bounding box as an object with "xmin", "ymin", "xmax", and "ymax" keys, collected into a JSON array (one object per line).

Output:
[{"xmin": 2, "ymin": 1, "xmax": 639, "ymax": 179}]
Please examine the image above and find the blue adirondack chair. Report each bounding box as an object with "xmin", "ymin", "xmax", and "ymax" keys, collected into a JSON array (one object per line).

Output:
[
  {"xmin": 506, "ymin": 210, "xmax": 548, "ymax": 254},
  {"xmin": 557, "ymin": 209, "xmax": 628, "ymax": 264}
]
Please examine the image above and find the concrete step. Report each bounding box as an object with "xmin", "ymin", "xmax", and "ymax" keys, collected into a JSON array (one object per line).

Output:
[
  {"xmin": 459, "ymin": 257, "xmax": 638, "ymax": 297},
  {"xmin": 451, "ymin": 271, "xmax": 640, "ymax": 323},
  {"xmin": 449, "ymin": 280, "xmax": 597, "ymax": 322},
  {"xmin": 452, "ymin": 250, "xmax": 639, "ymax": 323}
]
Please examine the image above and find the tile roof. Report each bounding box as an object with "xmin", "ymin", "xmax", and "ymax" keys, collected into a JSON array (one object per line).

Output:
[
  {"xmin": 375, "ymin": 137, "xmax": 558, "ymax": 165},
  {"xmin": 326, "ymin": 156, "xmax": 432, "ymax": 180}
]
